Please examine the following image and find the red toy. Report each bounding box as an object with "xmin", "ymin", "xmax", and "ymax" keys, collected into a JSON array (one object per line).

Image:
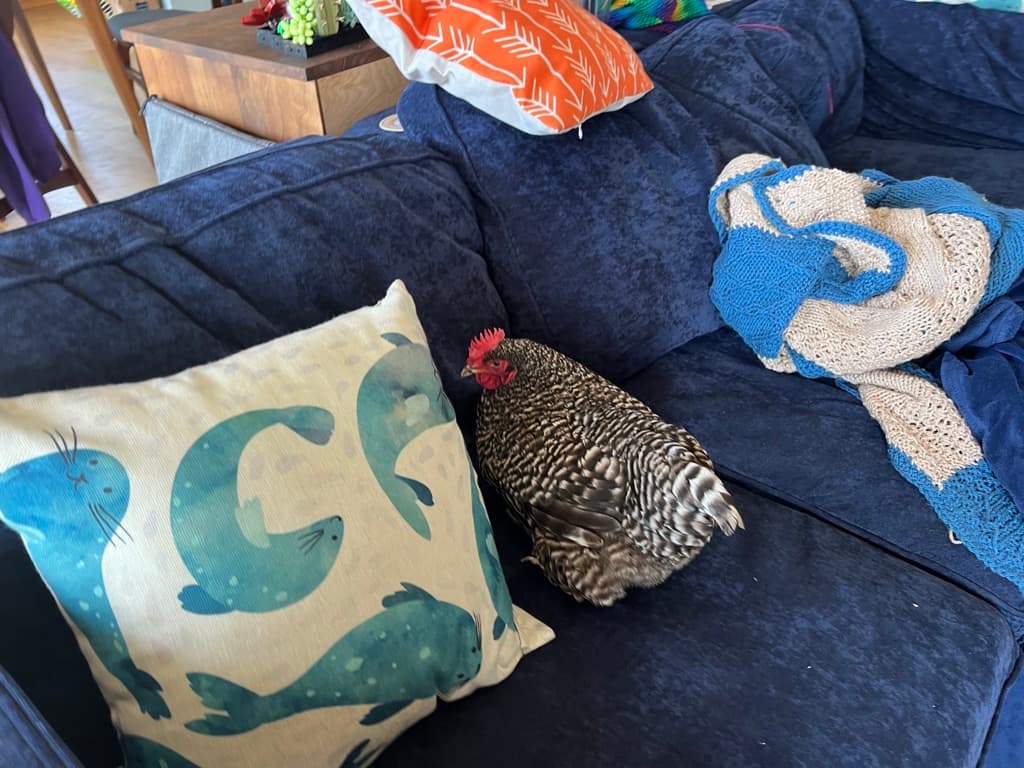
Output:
[{"xmin": 241, "ymin": 0, "xmax": 287, "ymax": 27}]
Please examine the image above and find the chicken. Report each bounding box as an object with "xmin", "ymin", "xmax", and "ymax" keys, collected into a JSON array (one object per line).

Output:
[{"xmin": 462, "ymin": 329, "xmax": 743, "ymax": 607}]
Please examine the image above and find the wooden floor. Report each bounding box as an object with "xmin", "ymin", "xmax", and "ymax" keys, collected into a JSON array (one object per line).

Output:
[{"xmin": 3, "ymin": 2, "xmax": 156, "ymax": 231}]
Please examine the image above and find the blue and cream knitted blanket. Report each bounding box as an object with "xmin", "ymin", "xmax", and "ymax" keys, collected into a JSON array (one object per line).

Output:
[
  {"xmin": 905, "ymin": 1, "xmax": 1023, "ymax": 13},
  {"xmin": 709, "ymin": 153, "xmax": 1024, "ymax": 591}
]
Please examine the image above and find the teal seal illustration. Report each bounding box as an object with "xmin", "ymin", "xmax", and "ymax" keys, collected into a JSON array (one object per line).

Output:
[
  {"xmin": 0, "ymin": 431, "xmax": 171, "ymax": 719},
  {"xmin": 340, "ymin": 739, "xmax": 381, "ymax": 768},
  {"xmin": 171, "ymin": 406, "xmax": 343, "ymax": 615},
  {"xmin": 357, "ymin": 333, "xmax": 456, "ymax": 540},
  {"xmin": 185, "ymin": 583, "xmax": 483, "ymax": 735},
  {"xmin": 469, "ymin": 478, "xmax": 516, "ymax": 640},
  {"xmin": 122, "ymin": 735, "xmax": 199, "ymax": 768}
]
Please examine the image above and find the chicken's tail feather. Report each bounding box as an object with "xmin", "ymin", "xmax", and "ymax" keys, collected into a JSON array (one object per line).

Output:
[{"xmin": 674, "ymin": 464, "xmax": 744, "ymax": 535}]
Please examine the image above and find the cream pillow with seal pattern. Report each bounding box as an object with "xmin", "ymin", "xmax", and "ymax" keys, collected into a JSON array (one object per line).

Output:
[{"xmin": 0, "ymin": 280, "xmax": 552, "ymax": 767}]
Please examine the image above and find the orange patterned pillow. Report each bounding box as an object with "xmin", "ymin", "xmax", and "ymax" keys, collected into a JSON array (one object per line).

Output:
[{"xmin": 347, "ymin": 0, "xmax": 654, "ymax": 135}]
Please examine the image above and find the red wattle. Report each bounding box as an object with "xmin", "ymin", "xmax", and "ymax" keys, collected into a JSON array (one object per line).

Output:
[{"xmin": 476, "ymin": 373, "xmax": 503, "ymax": 391}]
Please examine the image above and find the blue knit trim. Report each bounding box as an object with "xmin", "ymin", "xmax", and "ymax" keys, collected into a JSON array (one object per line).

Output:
[
  {"xmin": 863, "ymin": 176, "xmax": 1002, "ymax": 236},
  {"xmin": 863, "ymin": 176, "xmax": 1024, "ymax": 308},
  {"xmin": 835, "ymin": 379, "xmax": 859, "ymax": 399},
  {"xmin": 707, "ymin": 158, "xmax": 786, "ymax": 241},
  {"xmin": 787, "ymin": 223, "xmax": 905, "ymax": 303},
  {"xmin": 983, "ymin": 206, "xmax": 1024, "ymax": 308},
  {"xmin": 711, "ymin": 224, "xmax": 905, "ymax": 358},
  {"xmin": 787, "ymin": 348, "xmax": 835, "ymax": 379},
  {"xmin": 897, "ymin": 361, "xmax": 937, "ymax": 383},
  {"xmin": 748, "ymin": 166, "xmax": 908, "ymax": 294},
  {"xmin": 859, "ymin": 168, "xmax": 897, "ymax": 186},
  {"xmin": 890, "ymin": 448, "xmax": 1024, "ymax": 592},
  {"xmin": 745, "ymin": 166, "xmax": 909, "ymax": 304},
  {"xmin": 709, "ymin": 225, "xmax": 833, "ymax": 358}
]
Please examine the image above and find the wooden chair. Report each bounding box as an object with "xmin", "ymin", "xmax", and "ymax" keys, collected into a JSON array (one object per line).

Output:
[
  {"xmin": 9, "ymin": 0, "xmax": 74, "ymax": 132},
  {"xmin": 0, "ymin": 4, "xmax": 97, "ymax": 221},
  {"xmin": 77, "ymin": 0, "xmax": 189, "ymax": 161},
  {"xmin": 0, "ymin": 135, "xmax": 98, "ymax": 221}
]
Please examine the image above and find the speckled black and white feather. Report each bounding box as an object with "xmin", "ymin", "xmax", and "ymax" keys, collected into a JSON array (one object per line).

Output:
[{"xmin": 474, "ymin": 337, "xmax": 743, "ymax": 607}]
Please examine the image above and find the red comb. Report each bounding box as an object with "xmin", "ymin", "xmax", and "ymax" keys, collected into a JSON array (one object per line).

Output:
[{"xmin": 468, "ymin": 328, "xmax": 505, "ymax": 363}]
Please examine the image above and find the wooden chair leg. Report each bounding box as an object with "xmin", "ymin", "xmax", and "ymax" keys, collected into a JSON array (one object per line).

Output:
[
  {"xmin": 78, "ymin": 0, "xmax": 153, "ymax": 161},
  {"xmin": 116, "ymin": 39, "xmax": 131, "ymax": 69},
  {"xmin": 11, "ymin": 0, "xmax": 74, "ymax": 131},
  {"xmin": 55, "ymin": 136, "xmax": 98, "ymax": 207}
]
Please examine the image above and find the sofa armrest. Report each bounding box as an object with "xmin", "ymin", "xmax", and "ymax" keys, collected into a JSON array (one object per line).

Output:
[
  {"xmin": 850, "ymin": 0, "xmax": 1024, "ymax": 149},
  {"xmin": 0, "ymin": 667, "xmax": 82, "ymax": 767}
]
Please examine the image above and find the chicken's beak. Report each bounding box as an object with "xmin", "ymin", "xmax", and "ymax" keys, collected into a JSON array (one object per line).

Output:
[{"xmin": 460, "ymin": 365, "xmax": 476, "ymax": 378}]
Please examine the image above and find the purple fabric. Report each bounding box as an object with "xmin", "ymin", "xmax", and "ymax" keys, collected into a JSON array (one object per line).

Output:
[{"xmin": 0, "ymin": 33, "xmax": 59, "ymax": 224}]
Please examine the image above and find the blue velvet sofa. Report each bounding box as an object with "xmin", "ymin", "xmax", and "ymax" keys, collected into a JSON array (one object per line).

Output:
[{"xmin": 2, "ymin": 0, "xmax": 1023, "ymax": 765}]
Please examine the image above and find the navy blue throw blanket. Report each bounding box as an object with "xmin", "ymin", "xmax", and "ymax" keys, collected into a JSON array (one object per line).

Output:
[{"xmin": 929, "ymin": 275, "xmax": 1024, "ymax": 520}]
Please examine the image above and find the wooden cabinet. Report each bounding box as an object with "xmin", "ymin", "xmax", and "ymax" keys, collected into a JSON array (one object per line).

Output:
[{"xmin": 123, "ymin": 3, "xmax": 407, "ymax": 142}]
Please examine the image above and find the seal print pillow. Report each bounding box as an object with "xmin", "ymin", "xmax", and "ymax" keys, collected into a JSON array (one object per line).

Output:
[
  {"xmin": 346, "ymin": 0, "xmax": 654, "ymax": 135},
  {"xmin": 0, "ymin": 280, "xmax": 552, "ymax": 768}
]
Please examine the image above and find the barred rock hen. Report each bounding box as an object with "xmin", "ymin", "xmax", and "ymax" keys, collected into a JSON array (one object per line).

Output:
[{"xmin": 462, "ymin": 329, "xmax": 743, "ymax": 607}]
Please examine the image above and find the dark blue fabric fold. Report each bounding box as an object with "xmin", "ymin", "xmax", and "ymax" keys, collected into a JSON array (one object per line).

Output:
[{"xmin": 928, "ymin": 276, "xmax": 1024, "ymax": 517}]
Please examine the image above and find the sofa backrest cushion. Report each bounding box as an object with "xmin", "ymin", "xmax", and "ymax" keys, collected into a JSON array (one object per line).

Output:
[
  {"xmin": 0, "ymin": 136, "xmax": 503, "ymax": 416},
  {"xmin": 397, "ymin": 5, "xmax": 852, "ymax": 381},
  {"xmin": 851, "ymin": 0, "xmax": 1024, "ymax": 150},
  {"xmin": 712, "ymin": 0, "xmax": 865, "ymax": 148}
]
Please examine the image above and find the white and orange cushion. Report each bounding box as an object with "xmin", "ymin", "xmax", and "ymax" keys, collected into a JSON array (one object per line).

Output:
[{"xmin": 347, "ymin": 0, "xmax": 654, "ymax": 135}]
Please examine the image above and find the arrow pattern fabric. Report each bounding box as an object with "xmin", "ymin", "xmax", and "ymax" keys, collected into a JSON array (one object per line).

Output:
[{"xmin": 347, "ymin": 0, "xmax": 653, "ymax": 135}]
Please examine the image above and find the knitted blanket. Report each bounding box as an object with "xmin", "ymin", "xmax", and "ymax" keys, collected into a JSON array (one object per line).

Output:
[
  {"xmin": 905, "ymin": 1, "xmax": 1024, "ymax": 13},
  {"xmin": 708, "ymin": 153, "xmax": 1024, "ymax": 591}
]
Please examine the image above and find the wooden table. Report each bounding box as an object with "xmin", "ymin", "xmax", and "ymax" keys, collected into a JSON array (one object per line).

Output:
[{"xmin": 122, "ymin": 3, "xmax": 407, "ymax": 142}]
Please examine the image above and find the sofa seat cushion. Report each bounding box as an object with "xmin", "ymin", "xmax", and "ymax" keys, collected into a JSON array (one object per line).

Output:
[
  {"xmin": 625, "ymin": 328, "xmax": 1024, "ymax": 640},
  {"xmin": 379, "ymin": 484, "xmax": 1018, "ymax": 767}
]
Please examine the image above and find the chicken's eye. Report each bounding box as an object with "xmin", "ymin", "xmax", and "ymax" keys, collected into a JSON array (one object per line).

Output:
[{"xmin": 490, "ymin": 361, "xmax": 501, "ymax": 368}]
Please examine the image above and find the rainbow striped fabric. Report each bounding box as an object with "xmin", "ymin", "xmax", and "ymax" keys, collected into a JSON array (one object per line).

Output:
[{"xmin": 580, "ymin": 0, "xmax": 709, "ymax": 30}]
